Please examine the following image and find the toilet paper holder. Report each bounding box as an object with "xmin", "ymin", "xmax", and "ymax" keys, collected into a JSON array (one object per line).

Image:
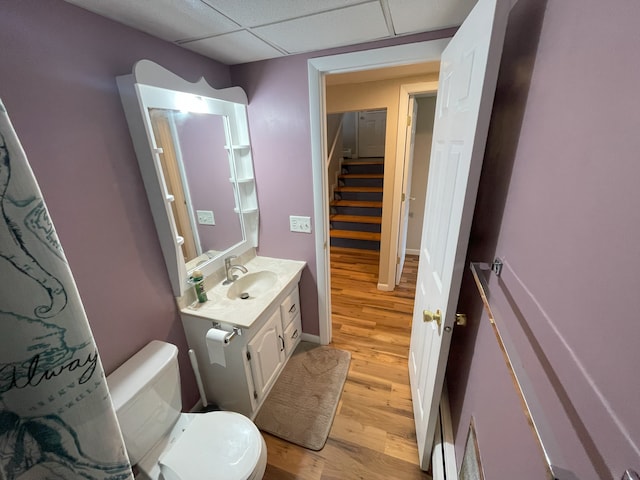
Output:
[{"xmin": 212, "ymin": 322, "xmax": 242, "ymax": 344}]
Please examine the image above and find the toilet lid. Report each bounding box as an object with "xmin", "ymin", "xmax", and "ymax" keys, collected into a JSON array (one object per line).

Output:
[{"xmin": 159, "ymin": 411, "xmax": 262, "ymax": 480}]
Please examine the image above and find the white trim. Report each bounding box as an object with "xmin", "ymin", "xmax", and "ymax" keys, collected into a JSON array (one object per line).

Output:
[
  {"xmin": 327, "ymin": 115, "xmax": 344, "ymax": 167},
  {"xmin": 406, "ymin": 248, "xmax": 420, "ymax": 256},
  {"xmin": 376, "ymin": 282, "xmax": 394, "ymax": 292},
  {"xmin": 308, "ymin": 62, "xmax": 332, "ymax": 346},
  {"xmin": 300, "ymin": 332, "xmax": 321, "ymax": 344},
  {"xmin": 308, "ymin": 39, "xmax": 450, "ymax": 345},
  {"xmin": 392, "ymin": 81, "xmax": 439, "ymax": 286},
  {"xmin": 441, "ymin": 383, "xmax": 458, "ymax": 479},
  {"xmin": 432, "ymin": 382, "xmax": 458, "ymax": 480}
]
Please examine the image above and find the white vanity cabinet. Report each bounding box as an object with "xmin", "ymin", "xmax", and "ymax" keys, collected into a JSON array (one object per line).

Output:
[{"xmin": 180, "ymin": 280, "xmax": 303, "ymax": 419}]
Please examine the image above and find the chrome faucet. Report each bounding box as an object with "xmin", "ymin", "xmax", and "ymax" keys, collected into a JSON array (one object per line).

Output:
[{"xmin": 223, "ymin": 255, "xmax": 248, "ymax": 284}]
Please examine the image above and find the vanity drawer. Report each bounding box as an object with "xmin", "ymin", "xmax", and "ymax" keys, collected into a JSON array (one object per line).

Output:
[
  {"xmin": 280, "ymin": 286, "xmax": 300, "ymax": 328},
  {"xmin": 283, "ymin": 314, "xmax": 302, "ymax": 356}
]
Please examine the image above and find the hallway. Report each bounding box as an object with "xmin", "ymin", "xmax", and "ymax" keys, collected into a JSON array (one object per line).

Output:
[{"xmin": 263, "ymin": 247, "xmax": 428, "ymax": 479}]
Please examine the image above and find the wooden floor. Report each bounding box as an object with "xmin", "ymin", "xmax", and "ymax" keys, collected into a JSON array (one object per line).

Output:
[{"xmin": 262, "ymin": 247, "xmax": 430, "ymax": 480}]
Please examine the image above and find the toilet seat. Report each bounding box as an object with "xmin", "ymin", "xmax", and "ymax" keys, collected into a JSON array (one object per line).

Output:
[{"xmin": 159, "ymin": 411, "xmax": 263, "ymax": 480}]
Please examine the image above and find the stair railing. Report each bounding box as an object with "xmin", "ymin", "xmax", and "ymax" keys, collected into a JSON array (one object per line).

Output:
[{"xmin": 327, "ymin": 114, "xmax": 344, "ymax": 200}]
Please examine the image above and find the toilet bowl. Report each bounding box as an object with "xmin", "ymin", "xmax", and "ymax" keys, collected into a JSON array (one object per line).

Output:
[{"xmin": 107, "ymin": 340, "xmax": 267, "ymax": 480}]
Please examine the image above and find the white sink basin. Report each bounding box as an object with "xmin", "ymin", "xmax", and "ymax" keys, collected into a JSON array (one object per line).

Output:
[{"xmin": 227, "ymin": 271, "xmax": 278, "ymax": 300}]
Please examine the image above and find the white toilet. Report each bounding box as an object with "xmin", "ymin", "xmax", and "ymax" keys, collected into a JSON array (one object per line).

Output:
[{"xmin": 107, "ymin": 340, "xmax": 267, "ymax": 480}]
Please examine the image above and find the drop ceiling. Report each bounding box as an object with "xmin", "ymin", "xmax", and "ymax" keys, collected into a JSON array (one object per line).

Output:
[{"xmin": 64, "ymin": 0, "xmax": 477, "ymax": 65}]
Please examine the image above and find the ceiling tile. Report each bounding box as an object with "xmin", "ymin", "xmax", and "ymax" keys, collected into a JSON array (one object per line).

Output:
[
  {"xmin": 253, "ymin": 2, "xmax": 390, "ymax": 54},
  {"xmin": 387, "ymin": 0, "xmax": 477, "ymax": 34},
  {"xmin": 64, "ymin": 0, "xmax": 238, "ymax": 41},
  {"xmin": 201, "ymin": 0, "xmax": 365, "ymax": 28},
  {"xmin": 180, "ymin": 31, "xmax": 284, "ymax": 65}
]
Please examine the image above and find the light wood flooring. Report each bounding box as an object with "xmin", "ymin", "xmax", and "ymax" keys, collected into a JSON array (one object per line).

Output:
[{"xmin": 262, "ymin": 247, "xmax": 430, "ymax": 480}]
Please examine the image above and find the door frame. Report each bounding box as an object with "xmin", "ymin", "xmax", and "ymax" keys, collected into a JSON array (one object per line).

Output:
[
  {"xmin": 394, "ymin": 82, "xmax": 438, "ymax": 285},
  {"xmin": 308, "ymin": 39, "xmax": 450, "ymax": 345}
]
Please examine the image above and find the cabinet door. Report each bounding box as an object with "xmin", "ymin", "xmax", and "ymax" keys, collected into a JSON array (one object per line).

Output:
[{"xmin": 247, "ymin": 309, "xmax": 285, "ymax": 400}]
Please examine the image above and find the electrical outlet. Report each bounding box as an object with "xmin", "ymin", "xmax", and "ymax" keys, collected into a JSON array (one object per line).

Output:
[
  {"xmin": 289, "ymin": 215, "xmax": 312, "ymax": 233},
  {"xmin": 196, "ymin": 210, "xmax": 215, "ymax": 225}
]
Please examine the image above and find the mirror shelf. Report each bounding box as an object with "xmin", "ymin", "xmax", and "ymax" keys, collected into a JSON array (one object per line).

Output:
[{"xmin": 117, "ymin": 60, "xmax": 259, "ymax": 297}]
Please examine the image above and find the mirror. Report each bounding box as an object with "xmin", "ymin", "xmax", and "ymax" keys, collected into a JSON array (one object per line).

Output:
[
  {"xmin": 117, "ymin": 60, "xmax": 258, "ymax": 296},
  {"xmin": 148, "ymin": 109, "xmax": 243, "ymax": 267}
]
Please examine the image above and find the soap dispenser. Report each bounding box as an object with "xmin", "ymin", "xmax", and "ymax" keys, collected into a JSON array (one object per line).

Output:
[{"xmin": 190, "ymin": 270, "xmax": 207, "ymax": 303}]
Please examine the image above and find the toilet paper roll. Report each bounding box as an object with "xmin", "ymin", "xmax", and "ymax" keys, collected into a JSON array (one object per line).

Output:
[{"xmin": 205, "ymin": 328, "xmax": 228, "ymax": 367}]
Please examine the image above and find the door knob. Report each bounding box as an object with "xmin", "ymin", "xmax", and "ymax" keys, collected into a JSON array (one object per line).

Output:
[{"xmin": 423, "ymin": 309, "xmax": 442, "ymax": 327}]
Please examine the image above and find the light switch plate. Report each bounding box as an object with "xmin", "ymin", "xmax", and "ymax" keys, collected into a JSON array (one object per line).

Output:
[
  {"xmin": 197, "ymin": 210, "xmax": 215, "ymax": 225},
  {"xmin": 289, "ymin": 215, "xmax": 312, "ymax": 233}
]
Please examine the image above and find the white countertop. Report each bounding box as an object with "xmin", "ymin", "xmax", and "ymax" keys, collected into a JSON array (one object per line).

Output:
[{"xmin": 180, "ymin": 255, "xmax": 306, "ymax": 328}]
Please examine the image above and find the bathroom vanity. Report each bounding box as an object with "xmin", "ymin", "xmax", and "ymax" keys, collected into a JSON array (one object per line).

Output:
[
  {"xmin": 180, "ymin": 254, "xmax": 305, "ymax": 418},
  {"xmin": 117, "ymin": 60, "xmax": 308, "ymax": 419}
]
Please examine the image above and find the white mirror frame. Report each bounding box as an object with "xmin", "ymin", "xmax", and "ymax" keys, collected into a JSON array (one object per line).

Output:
[{"xmin": 117, "ymin": 60, "xmax": 258, "ymax": 297}]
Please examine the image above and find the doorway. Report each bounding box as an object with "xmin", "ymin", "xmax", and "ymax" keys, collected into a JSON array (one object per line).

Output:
[
  {"xmin": 310, "ymin": 1, "xmax": 511, "ymax": 470},
  {"xmin": 338, "ymin": 109, "xmax": 387, "ymax": 160},
  {"xmin": 324, "ymin": 62, "xmax": 440, "ymax": 292},
  {"xmin": 309, "ymin": 40, "xmax": 449, "ymax": 344},
  {"xmin": 395, "ymin": 89, "xmax": 438, "ymax": 285}
]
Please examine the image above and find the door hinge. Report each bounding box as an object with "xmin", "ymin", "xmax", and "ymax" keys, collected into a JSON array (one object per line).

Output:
[
  {"xmin": 396, "ymin": 256, "xmax": 400, "ymax": 265},
  {"xmin": 407, "ymin": 115, "xmax": 412, "ymax": 127},
  {"xmin": 253, "ymin": 390, "xmax": 258, "ymax": 400},
  {"xmin": 401, "ymin": 192, "xmax": 406, "ymax": 202},
  {"xmin": 246, "ymin": 351, "xmax": 251, "ymax": 361}
]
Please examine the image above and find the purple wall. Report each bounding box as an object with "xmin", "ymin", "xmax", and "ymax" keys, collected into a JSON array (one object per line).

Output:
[
  {"xmin": 175, "ymin": 113, "xmax": 243, "ymax": 252},
  {"xmin": 231, "ymin": 29, "xmax": 456, "ymax": 335},
  {"xmin": 0, "ymin": 0, "xmax": 232, "ymax": 408},
  {"xmin": 6, "ymin": 1, "xmax": 635, "ymax": 475},
  {"xmin": 450, "ymin": 0, "xmax": 640, "ymax": 478},
  {"xmin": 231, "ymin": 54, "xmax": 319, "ymax": 333}
]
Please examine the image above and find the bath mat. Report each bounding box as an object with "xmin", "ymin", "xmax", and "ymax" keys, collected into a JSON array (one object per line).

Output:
[{"xmin": 254, "ymin": 342, "xmax": 351, "ymax": 451}]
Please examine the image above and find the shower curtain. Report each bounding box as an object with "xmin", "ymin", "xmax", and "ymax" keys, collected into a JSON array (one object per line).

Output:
[{"xmin": 0, "ymin": 100, "xmax": 132, "ymax": 479}]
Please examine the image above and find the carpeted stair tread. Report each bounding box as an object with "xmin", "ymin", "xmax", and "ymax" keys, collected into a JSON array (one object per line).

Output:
[
  {"xmin": 330, "ymin": 229, "xmax": 381, "ymax": 241},
  {"xmin": 338, "ymin": 173, "xmax": 384, "ymax": 180},
  {"xmin": 330, "ymin": 199, "xmax": 383, "ymax": 208},
  {"xmin": 341, "ymin": 159, "xmax": 384, "ymax": 166},
  {"xmin": 334, "ymin": 186, "xmax": 383, "ymax": 193},
  {"xmin": 330, "ymin": 214, "xmax": 382, "ymax": 224}
]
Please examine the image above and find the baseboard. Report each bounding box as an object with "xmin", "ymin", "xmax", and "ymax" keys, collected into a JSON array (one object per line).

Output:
[
  {"xmin": 301, "ymin": 333, "xmax": 321, "ymax": 343},
  {"xmin": 406, "ymin": 248, "xmax": 420, "ymax": 256},
  {"xmin": 432, "ymin": 382, "xmax": 458, "ymax": 480},
  {"xmin": 189, "ymin": 399, "xmax": 204, "ymax": 412},
  {"xmin": 376, "ymin": 282, "xmax": 394, "ymax": 291}
]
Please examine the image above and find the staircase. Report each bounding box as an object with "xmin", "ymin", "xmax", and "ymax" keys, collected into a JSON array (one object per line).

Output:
[{"xmin": 329, "ymin": 158, "xmax": 384, "ymax": 250}]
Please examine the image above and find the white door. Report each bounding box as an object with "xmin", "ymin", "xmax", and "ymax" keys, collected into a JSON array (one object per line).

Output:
[
  {"xmin": 409, "ymin": 0, "xmax": 511, "ymax": 470},
  {"xmin": 358, "ymin": 110, "xmax": 386, "ymax": 157},
  {"xmin": 396, "ymin": 97, "xmax": 419, "ymax": 284}
]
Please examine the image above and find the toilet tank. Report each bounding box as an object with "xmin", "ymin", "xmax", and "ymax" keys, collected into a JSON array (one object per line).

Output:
[{"xmin": 107, "ymin": 340, "xmax": 182, "ymax": 465}]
